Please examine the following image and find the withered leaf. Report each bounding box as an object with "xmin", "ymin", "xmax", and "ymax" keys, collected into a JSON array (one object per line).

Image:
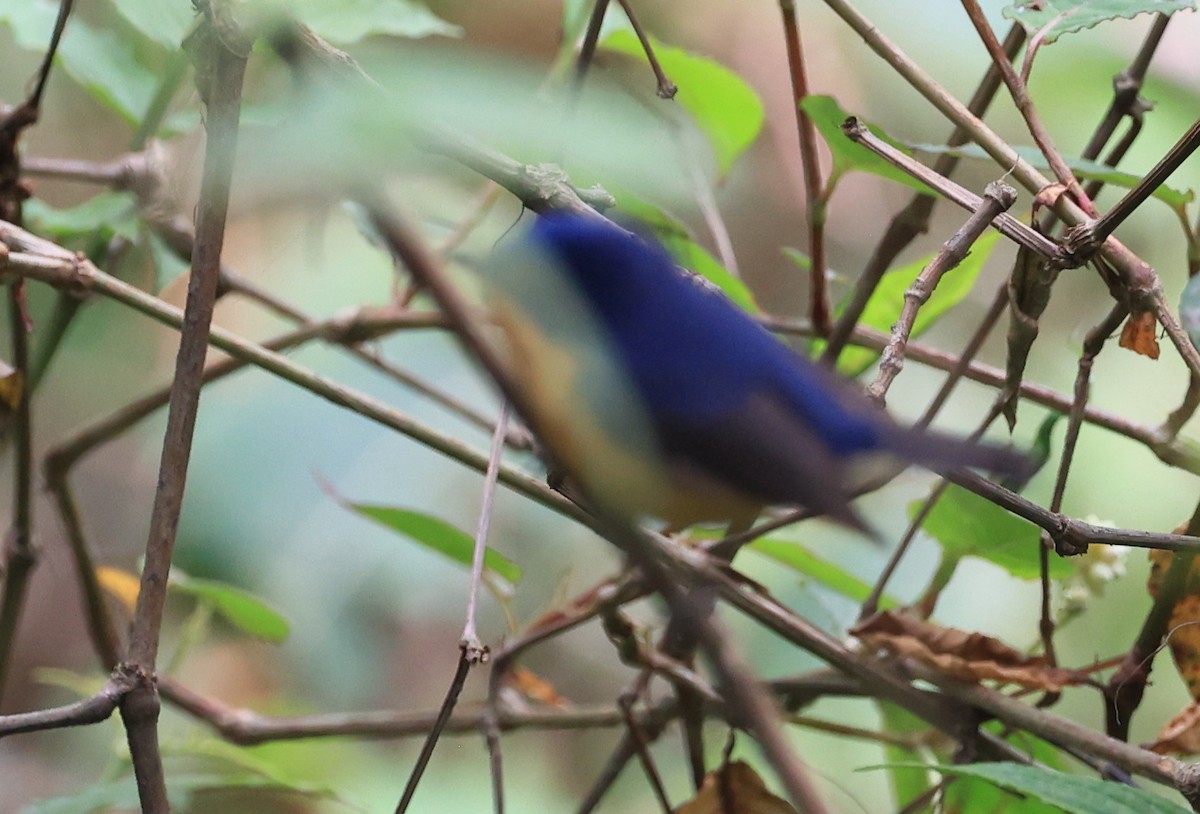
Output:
[
  {"xmin": 1148, "ymin": 549, "xmax": 1200, "ymax": 699},
  {"xmin": 1119, "ymin": 310, "xmax": 1160, "ymax": 359},
  {"xmin": 852, "ymin": 611, "xmax": 1081, "ymax": 692},
  {"xmin": 674, "ymin": 761, "xmax": 799, "ymax": 814},
  {"xmin": 505, "ymin": 666, "xmax": 570, "ymax": 709},
  {"xmin": 1147, "ymin": 702, "xmax": 1200, "ymax": 755}
]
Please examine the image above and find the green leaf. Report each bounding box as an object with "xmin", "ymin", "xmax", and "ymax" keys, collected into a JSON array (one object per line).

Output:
[
  {"xmin": 876, "ymin": 703, "xmax": 935, "ymax": 809},
  {"xmin": 601, "ymin": 29, "xmax": 765, "ymax": 176},
  {"xmin": 799, "ymin": 95, "xmax": 936, "ymax": 195},
  {"xmin": 147, "ymin": 228, "xmax": 192, "ymax": 292},
  {"xmin": 0, "ymin": 1, "xmax": 59, "ymax": 50},
  {"xmin": 19, "ymin": 772, "xmax": 337, "ymax": 814},
  {"xmin": 616, "ymin": 198, "xmax": 757, "ymax": 311},
  {"xmin": 349, "ymin": 505, "xmax": 523, "ymax": 586},
  {"xmin": 882, "ymin": 762, "xmax": 1191, "ymax": 814},
  {"xmin": 749, "ymin": 538, "xmax": 898, "ymax": 608},
  {"xmin": 18, "ymin": 780, "xmax": 142, "ymax": 814},
  {"xmin": 1002, "ymin": 0, "xmax": 1196, "ymax": 44},
  {"xmin": 109, "ymin": 0, "xmax": 195, "ymax": 48},
  {"xmin": 24, "ymin": 192, "xmax": 141, "ymax": 242},
  {"xmin": 287, "ymin": 0, "xmax": 462, "ymax": 44},
  {"xmin": 908, "ymin": 142, "xmax": 1194, "ymax": 210},
  {"xmin": 810, "ymin": 230, "xmax": 1002, "ymax": 377},
  {"xmin": 57, "ymin": 21, "xmax": 162, "ymax": 124},
  {"xmin": 171, "ymin": 575, "xmax": 291, "ymax": 643},
  {"xmin": 912, "ymin": 484, "xmax": 1071, "ymax": 580}
]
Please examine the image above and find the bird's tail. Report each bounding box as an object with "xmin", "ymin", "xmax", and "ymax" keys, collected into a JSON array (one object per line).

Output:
[{"xmin": 882, "ymin": 425, "xmax": 1036, "ymax": 484}]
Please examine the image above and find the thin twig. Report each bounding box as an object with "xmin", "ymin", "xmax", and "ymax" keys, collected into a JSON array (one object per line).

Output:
[
  {"xmin": 779, "ymin": 0, "xmax": 830, "ymax": 334},
  {"xmin": 867, "ymin": 180, "xmax": 1016, "ymax": 402},
  {"xmin": 462, "ymin": 403, "xmax": 508, "ymax": 657},
  {"xmin": 615, "ymin": 0, "xmax": 677, "ymax": 98},
  {"xmin": 960, "ymin": 0, "xmax": 1092, "ymax": 214},
  {"xmin": 119, "ymin": 13, "xmax": 250, "ymax": 812},
  {"xmin": 394, "ymin": 654, "xmax": 473, "ymax": 814},
  {"xmin": 821, "ymin": 22, "xmax": 1025, "ymax": 363}
]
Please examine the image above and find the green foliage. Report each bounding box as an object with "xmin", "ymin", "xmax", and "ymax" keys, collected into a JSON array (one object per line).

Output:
[
  {"xmin": 750, "ymin": 537, "xmax": 899, "ymax": 607},
  {"xmin": 284, "ymin": 0, "xmax": 461, "ymax": 44},
  {"xmin": 600, "ymin": 29, "xmax": 765, "ymax": 176},
  {"xmin": 885, "ymin": 762, "xmax": 1191, "ymax": 814},
  {"xmin": 172, "ymin": 573, "xmax": 291, "ymax": 643},
  {"xmin": 108, "ymin": 0, "xmax": 196, "ymax": 48},
  {"xmin": 912, "ymin": 483, "xmax": 1069, "ymax": 580},
  {"xmin": 24, "ymin": 193, "xmax": 141, "ymax": 243},
  {"xmin": 349, "ymin": 504, "xmax": 522, "ymax": 589},
  {"xmin": 799, "ymin": 95, "xmax": 936, "ymax": 196},
  {"xmin": 1002, "ymin": 0, "xmax": 1196, "ymax": 43},
  {"xmin": 808, "ymin": 231, "xmax": 1002, "ymax": 376},
  {"xmin": 909, "ymin": 143, "xmax": 1195, "ymax": 211}
]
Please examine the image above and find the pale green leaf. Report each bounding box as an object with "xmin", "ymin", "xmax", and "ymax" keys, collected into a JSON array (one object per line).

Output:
[
  {"xmin": 350, "ymin": 505, "xmax": 523, "ymax": 586},
  {"xmin": 109, "ymin": 0, "xmax": 195, "ymax": 48},
  {"xmin": 883, "ymin": 762, "xmax": 1190, "ymax": 813},
  {"xmin": 288, "ymin": 0, "xmax": 461, "ymax": 44},
  {"xmin": 172, "ymin": 575, "xmax": 291, "ymax": 643},
  {"xmin": 909, "ymin": 142, "xmax": 1194, "ymax": 210},
  {"xmin": 799, "ymin": 95, "xmax": 936, "ymax": 195},
  {"xmin": 810, "ymin": 231, "xmax": 1002, "ymax": 377},
  {"xmin": 1002, "ymin": 1, "xmax": 1196, "ymax": 44},
  {"xmin": 913, "ymin": 483, "xmax": 1071, "ymax": 580},
  {"xmin": 601, "ymin": 29, "xmax": 764, "ymax": 175},
  {"xmin": 750, "ymin": 538, "xmax": 898, "ymax": 608}
]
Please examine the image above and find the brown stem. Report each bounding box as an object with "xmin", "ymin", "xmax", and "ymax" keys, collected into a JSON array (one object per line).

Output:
[
  {"xmin": 120, "ymin": 12, "xmax": 250, "ymax": 813},
  {"xmin": 779, "ymin": 0, "xmax": 830, "ymax": 335}
]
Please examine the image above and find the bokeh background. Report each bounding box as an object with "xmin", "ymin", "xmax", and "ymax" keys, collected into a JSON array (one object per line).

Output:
[{"xmin": 1, "ymin": 0, "xmax": 1199, "ymax": 811}]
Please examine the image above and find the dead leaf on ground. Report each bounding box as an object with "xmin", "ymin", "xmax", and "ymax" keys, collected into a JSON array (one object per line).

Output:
[
  {"xmin": 852, "ymin": 612, "xmax": 1081, "ymax": 692},
  {"xmin": 674, "ymin": 761, "xmax": 799, "ymax": 814},
  {"xmin": 1147, "ymin": 702, "xmax": 1200, "ymax": 754},
  {"xmin": 1119, "ymin": 310, "xmax": 1160, "ymax": 359},
  {"xmin": 1148, "ymin": 549, "xmax": 1200, "ymax": 699}
]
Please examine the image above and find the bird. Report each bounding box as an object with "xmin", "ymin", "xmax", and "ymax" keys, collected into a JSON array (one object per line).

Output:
[{"xmin": 482, "ymin": 213, "xmax": 1030, "ymax": 532}]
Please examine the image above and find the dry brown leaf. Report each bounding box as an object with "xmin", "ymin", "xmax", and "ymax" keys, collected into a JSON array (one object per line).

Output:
[
  {"xmin": 1119, "ymin": 310, "xmax": 1160, "ymax": 359},
  {"xmin": 1147, "ymin": 549, "xmax": 1200, "ymax": 699},
  {"xmin": 506, "ymin": 666, "xmax": 570, "ymax": 709},
  {"xmin": 674, "ymin": 761, "xmax": 799, "ymax": 814},
  {"xmin": 852, "ymin": 612, "xmax": 1080, "ymax": 692},
  {"xmin": 1033, "ymin": 183, "xmax": 1069, "ymax": 210},
  {"xmin": 1147, "ymin": 702, "xmax": 1200, "ymax": 754},
  {"xmin": 0, "ymin": 358, "xmax": 22, "ymax": 412}
]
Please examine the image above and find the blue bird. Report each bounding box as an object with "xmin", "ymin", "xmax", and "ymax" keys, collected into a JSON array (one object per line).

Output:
[{"xmin": 483, "ymin": 213, "xmax": 1028, "ymax": 531}]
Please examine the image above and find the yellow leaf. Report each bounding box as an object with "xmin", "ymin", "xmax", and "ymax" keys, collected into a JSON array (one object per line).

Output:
[{"xmin": 96, "ymin": 566, "xmax": 140, "ymax": 611}]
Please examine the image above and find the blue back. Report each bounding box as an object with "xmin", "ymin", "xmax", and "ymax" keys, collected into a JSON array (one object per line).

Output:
[{"xmin": 528, "ymin": 215, "xmax": 884, "ymax": 456}]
